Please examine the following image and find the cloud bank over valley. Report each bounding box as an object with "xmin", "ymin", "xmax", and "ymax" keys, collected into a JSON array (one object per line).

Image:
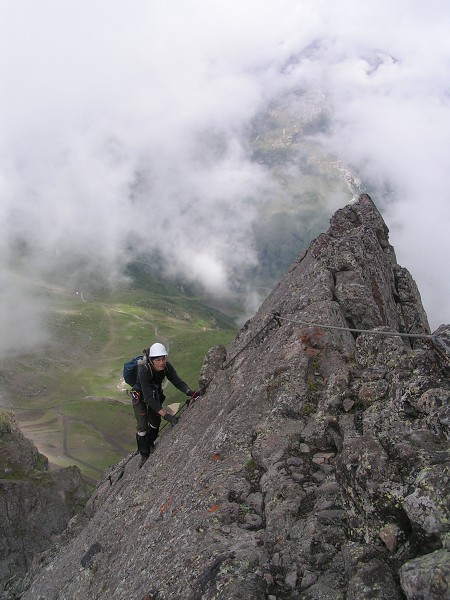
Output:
[{"xmin": 1, "ymin": 0, "xmax": 449, "ymax": 356}]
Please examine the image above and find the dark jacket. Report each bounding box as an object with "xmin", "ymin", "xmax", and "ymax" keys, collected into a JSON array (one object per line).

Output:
[{"xmin": 136, "ymin": 360, "xmax": 190, "ymax": 413}]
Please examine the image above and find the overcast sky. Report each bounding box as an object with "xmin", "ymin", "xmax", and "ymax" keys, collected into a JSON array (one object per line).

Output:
[{"xmin": 1, "ymin": 0, "xmax": 449, "ymax": 356}]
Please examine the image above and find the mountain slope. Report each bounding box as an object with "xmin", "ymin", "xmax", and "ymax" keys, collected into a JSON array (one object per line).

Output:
[{"xmin": 19, "ymin": 195, "xmax": 450, "ymax": 600}]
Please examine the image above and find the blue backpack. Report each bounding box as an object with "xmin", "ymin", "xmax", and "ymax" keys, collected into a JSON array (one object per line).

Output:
[{"xmin": 123, "ymin": 355, "xmax": 144, "ymax": 387}]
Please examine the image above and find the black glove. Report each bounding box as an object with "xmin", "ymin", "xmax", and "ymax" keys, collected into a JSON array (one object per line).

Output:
[{"xmin": 163, "ymin": 413, "xmax": 179, "ymax": 427}]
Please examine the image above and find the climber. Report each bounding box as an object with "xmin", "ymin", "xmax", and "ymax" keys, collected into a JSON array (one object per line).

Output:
[{"xmin": 131, "ymin": 342, "xmax": 200, "ymax": 468}]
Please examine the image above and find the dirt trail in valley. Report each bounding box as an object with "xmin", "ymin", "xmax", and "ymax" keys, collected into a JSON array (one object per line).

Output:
[{"xmin": 56, "ymin": 405, "xmax": 130, "ymax": 475}]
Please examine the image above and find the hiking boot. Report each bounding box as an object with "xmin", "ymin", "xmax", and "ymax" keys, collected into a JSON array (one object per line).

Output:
[
  {"xmin": 138, "ymin": 443, "xmax": 155, "ymax": 469},
  {"xmin": 138, "ymin": 454, "xmax": 149, "ymax": 469}
]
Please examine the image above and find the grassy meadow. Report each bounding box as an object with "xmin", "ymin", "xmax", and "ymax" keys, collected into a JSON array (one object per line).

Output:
[{"xmin": 0, "ymin": 279, "xmax": 237, "ymax": 483}]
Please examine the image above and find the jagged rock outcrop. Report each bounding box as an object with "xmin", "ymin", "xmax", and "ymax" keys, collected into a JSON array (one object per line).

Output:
[
  {"xmin": 19, "ymin": 195, "xmax": 450, "ymax": 599},
  {"xmin": 0, "ymin": 411, "xmax": 89, "ymax": 598}
]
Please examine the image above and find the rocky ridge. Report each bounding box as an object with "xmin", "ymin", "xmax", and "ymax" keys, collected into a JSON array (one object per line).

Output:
[
  {"xmin": 0, "ymin": 411, "xmax": 89, "ymax": 598},
  {"xmin": 12, "ymin": 194, "xmax": 450, "ymax": 599}
]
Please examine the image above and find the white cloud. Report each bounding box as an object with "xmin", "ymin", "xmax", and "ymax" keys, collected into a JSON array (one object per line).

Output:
[{"xmin": 0, "ymin": 0, "xmax": 449, "ymax": 357}]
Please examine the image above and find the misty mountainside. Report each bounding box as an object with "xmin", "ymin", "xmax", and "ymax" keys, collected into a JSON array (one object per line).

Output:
[
  {"xmin": 0, "ymin": 99, "xmax": 352, "ymax": 486},
  {"xmin": 221, "ymin": 92, "xmax": 361, "ymax": 287},
  {"xmin": 8, "ymin": 90, "xmax": 352, "ymax": 316},
  {"xmin": 14, "ymin": 194, "xmax": 449, "ymax": 600}
]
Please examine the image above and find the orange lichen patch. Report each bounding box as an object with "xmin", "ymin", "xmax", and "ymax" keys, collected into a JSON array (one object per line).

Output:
[
  {"xmin": 305, "ymin": 346, "xmax": 320, "ymax": 357},
  {"xmin": 159, "ymin": 497, "xmax": 173, "ymax": 517},
  {"xmin": 300, "ymin": 327, "xmax": 326, "ymax": 352},
  {"xmin": 209, "ymin": 503, "xmax": 220, "ymax": 513}
]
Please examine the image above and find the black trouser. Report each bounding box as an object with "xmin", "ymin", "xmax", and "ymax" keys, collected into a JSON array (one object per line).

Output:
[{"xmin": 132, "ymin": 392, "xmax": 162, "ymax": 456}]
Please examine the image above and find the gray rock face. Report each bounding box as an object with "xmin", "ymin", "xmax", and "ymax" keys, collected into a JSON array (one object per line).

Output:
[
  {"xmin": 17, "ymin": 195, "xmax": 450, "ymax": 600},
  {"xmin": 0, "ymin": 412, "xmax": 89, "ymax": 596}
]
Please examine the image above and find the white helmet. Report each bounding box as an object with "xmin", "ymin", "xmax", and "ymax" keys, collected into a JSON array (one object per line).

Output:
[{"xmin": 149, "ymin": 342, "xmax": 168, "ymax": 358}]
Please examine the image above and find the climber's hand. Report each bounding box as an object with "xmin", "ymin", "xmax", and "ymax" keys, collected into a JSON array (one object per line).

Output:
[
  {"xmin": 163, "ymin": 413, "xmax": 179, "ymax": 427},
  {"xmin": 186, "ymin": 389, "xmax": 202, "ymax": 406}
]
